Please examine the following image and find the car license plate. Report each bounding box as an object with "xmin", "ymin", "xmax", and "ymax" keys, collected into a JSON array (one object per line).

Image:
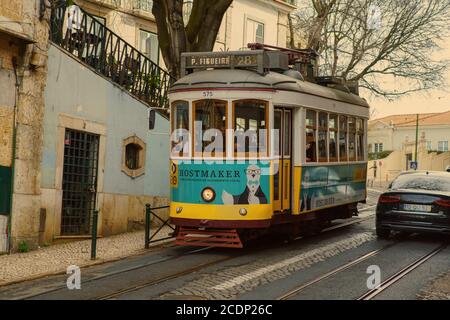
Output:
[{"xmin": 402, "ymin": 204, "xmax": 432, "ymax": 212}]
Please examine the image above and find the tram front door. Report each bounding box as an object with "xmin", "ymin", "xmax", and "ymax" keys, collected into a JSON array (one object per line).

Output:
[{"xmin": 273, "ymin": 108, "xmax": 292, "ymax": 212}]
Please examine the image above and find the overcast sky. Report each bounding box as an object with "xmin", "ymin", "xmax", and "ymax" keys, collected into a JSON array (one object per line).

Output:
[{"xmin": 367, "ymin": 38, "xmax": 450, "ymax": 120}]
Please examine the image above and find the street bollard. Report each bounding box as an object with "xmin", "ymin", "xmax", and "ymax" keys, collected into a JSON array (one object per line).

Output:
[
  {"xmin": 91, "ymin": 209, "xmax": 99, "ymax": 260},
  {"xmin": 145, "ymin": 204, "xmax": 151, "ymax": 249}
]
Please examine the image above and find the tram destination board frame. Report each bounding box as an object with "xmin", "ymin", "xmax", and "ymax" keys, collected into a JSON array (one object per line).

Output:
[{"xmin": 181, "ymin": 50, "xmax": 268, "ymax": 75}]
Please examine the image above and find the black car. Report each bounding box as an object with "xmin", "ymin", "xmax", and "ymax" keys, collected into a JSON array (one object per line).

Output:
[{"xmin": 376, "ymin": 171, "xmax": 450, "ymax": 238}]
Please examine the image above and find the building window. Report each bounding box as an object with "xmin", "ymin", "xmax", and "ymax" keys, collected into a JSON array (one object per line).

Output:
[
  {"xmin": 140, "ymin": 29, "xmax": 159, "ymax": 64},
  {"xmin": 125, "ymin": 143, "xmax": 141, "ymax": 170},
  {"xmin": 329, "ymin": 114, "xmax": 338, "ymax": 162},
  {"xmin": 134, "ymin": 0, "xmax": 153, "ymax": 12},
  {"xmin": 194, "ymin": 100, "xmax": 227, "ymax": 157},
  {"xmin": 246, "ymin": 19, "xmax": 264, "ymax": 44},
  {"xmin": 305, "ymin": 110, "xmax": 317, "ymax": 162},
  {"xmin": 339, "ymin": 115, "xmax": 347, "ymax": 161},
  {"xmin": 426, "ymin": 141, "xmax": 432, "ymax": 151},
  {"xmin": 234, "ymin": 100, "xmax": 268, "ymax": 156},
  {"xmin": 374, "ymin": 143, "xmax": 383, "ymax": 153},
  {"xmin": 438, "ymin": 141, "xmax": 449, "ymax": 152},
  {"xmin": 122, "ymin": 136, "xmax": 146, "ymax": 178}
]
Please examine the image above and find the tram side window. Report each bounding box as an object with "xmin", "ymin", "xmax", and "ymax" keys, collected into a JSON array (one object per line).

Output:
[
  {"xmin": 356, "ymin": 118, "xmax": 365, "ymax": 161},
  {"xmin": 339, "ymin": 115, "xmax": 347, "ymax": 161},
  {"xmin": 329, "ymin": 114, "xmax": 338, "ymax": 162},
  {"xmin": 234, "ymin": 100, "xmax": 267, "ymax": 156},
  {"xmin": 318, "ymin": 112, "xmax": 328, "ymax": 162},
  {"xmin": 305, "ymin": 110, "xmax": 317, "ymax": 162},
  {"xmin": 348, "ymin": 117, "xmax": 356, "ymax": 161},
  {"xmin": 194, "ymin": 100, "xmax": 227, "ymax": 156},
  {"xmin": 171, "ymin": 101, "xmax": 189, "ymax": 157}
]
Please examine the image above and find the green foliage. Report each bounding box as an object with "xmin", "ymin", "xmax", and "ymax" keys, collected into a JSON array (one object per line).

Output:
[
  {"xmin": 18, "ymin": 241, "xmax": 29, "ymax": 253},
  {"xmin": 368, "ymin": 150, "xmax": 393, "ymax": 160}
]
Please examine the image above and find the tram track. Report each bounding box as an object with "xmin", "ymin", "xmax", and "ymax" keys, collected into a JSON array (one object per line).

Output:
[
  {"xmin": 357, "ymin": 243, "xmax": 447, "ymax": 300},
  {"xmin": 276, "ymin": 239, "xmax": 447, "ymax": 300},
  {"xmin": 16, "ymin": 246, "xmax": 213, "ymax": 300},
  {"xmin": 15, "ymin": 211, "xmax": 375, "ymax": 300},
  {"xmin": 276, "ymin": 243, "xmax": 395, "ymax": 300},
  {"xmin": 94, "ymin": 214, "xmax": 376, "ymax": 300}
]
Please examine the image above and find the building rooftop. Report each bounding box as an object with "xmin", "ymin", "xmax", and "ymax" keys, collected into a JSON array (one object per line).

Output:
[{"xmin": 369, "ymin": 110, "xmax": 450, "ymax": 129}]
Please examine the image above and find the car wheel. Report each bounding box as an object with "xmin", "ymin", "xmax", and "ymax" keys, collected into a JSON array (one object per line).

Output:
[{"xmin": 376, "ymin": 227, "xmax": 391, "ymax": 239}]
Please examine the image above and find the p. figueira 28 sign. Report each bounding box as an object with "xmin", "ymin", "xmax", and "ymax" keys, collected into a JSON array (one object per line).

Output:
[{"xmin": 181, "ymin": 50, "xmax": 266, "ymax": 75}]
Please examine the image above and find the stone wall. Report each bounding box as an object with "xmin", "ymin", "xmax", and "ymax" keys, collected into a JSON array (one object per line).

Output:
[{"xmin": 0, "ymin": 1, "xmax": 50, "ymax": 252}]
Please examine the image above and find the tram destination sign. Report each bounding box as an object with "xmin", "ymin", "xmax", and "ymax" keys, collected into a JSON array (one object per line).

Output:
[{"xmin": 181, "ymin": 51, "xmax": 266, "ymax": 75}]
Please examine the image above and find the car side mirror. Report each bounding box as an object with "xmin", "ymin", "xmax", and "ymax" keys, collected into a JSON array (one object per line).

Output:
[{"xmin": 148, "ymin": 109, "xmax": 156, "ymax": 130}]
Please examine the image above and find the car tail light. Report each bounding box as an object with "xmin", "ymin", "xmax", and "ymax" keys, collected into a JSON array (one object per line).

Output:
[
  {"xmin": 379, "ymin": 195, "xmax": 401, "ymax": 203},
  {"xmin": 434, "ymin": 199, "xmax": 450, "ymax": 207}
]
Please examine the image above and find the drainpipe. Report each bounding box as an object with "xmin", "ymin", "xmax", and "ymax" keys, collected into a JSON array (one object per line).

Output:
[{"xmin": 8, "ymin": 57, "xmax": 20, "ymax": 253}]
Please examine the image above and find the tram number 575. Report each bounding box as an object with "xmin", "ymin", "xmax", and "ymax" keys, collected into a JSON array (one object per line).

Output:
[{"xmin": 202, "ymin": 90, "xmax": 213, "ymax": 98}]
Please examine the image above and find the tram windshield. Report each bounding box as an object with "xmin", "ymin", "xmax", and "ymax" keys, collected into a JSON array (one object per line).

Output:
[{"xmin": 193, "ymin": 99, "xmax": 227, "ymax": 156}]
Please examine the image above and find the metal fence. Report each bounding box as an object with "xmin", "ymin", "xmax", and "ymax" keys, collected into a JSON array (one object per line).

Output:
[
  {"xmin": 49, "ymin": 4, "xmax": 173, "ymax": 110},
  {"xmin": 144, "ymin": 204, "xmax": 175, "ymax": 248}
]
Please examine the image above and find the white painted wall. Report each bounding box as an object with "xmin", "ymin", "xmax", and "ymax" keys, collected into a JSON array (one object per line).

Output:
[{"xmin": 368, "ymin": 124, "xmax": 450, "ymax": 152}]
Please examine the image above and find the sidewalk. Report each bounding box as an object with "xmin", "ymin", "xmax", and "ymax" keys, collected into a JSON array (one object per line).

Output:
[
  {"xmin": 419, "ymin": 271, "xmax": 450, "ymax": 300},
  {"xmin": 0, "ymin": 226, "xmax": 174, "ymax": 287}
]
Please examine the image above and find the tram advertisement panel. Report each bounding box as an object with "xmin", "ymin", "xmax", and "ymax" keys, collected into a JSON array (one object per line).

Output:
[
  {"xmin": 299, "ymin": 164, "xmax": 366, "ymax": 212},
  {"xmin": 171, "ymin": 161, "xmax": 271, "ymax": 205}
]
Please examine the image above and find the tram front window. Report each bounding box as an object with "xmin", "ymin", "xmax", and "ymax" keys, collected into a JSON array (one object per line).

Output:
[
  {"xmin": 234, "ymin": 100, "xmax": 267, "ymax": 156},
  {"xmin": 194, "ymin": 99, "xmax": 227, "ymax": 156},
  {"xmin": 171, "ymin": 101, "xmax": 189, "ymax": 157}
]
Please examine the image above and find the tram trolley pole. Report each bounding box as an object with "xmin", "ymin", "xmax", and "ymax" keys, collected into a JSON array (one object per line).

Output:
[
  {"xmin": 91, "ymin": 209, "xmax": 99, "ymax": 260},
  {"xmin": 145, "ymin": 203, "xmax": 151, "ymax": 249}
]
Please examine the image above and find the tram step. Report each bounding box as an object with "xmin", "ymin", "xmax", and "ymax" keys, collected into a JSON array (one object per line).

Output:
[{"xmin": 176, "ymin": 227, "xmax": 243, "ymax": 248}]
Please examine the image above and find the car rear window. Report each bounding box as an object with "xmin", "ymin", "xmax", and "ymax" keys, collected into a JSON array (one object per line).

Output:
[{"xmin": 390, "ymin": 174, "xmax": 450, "ymax": 192}]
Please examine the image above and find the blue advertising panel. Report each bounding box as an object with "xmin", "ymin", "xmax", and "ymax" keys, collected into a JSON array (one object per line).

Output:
[
  {"xmin": 299, "ymin": 164, "xmax": 366, "ymax": 212},
  {"xmin": 171, "ymin": 160, "xmax": 271, "ymax": 205}
]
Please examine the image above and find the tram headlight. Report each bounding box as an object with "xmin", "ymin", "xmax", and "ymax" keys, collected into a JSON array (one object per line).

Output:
[
  {"xmin": 176, "ymin": 207, "xmax": 183, "ymax": 214},
  {"xmin": 239, "ymin": 208, "xmax": 247, "ymax": 216},
  {"xmin": 201, "ymin": 187, "xmax": 216, "ymax": 202}
]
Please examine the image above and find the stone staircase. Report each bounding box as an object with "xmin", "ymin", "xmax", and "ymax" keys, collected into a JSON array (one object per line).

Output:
[{"xmin": 49, "ymin": 3, "xmax": 173, "ymax": 111}]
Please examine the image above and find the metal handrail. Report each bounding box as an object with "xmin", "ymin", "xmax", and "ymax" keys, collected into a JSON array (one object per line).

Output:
[
  {"xmin": 50, "ymin": 3, "xmax": 174, "ymax": 110},
  {"xmin": 144, "ymin": 204, "xmax": 174, "ymax": 248}
]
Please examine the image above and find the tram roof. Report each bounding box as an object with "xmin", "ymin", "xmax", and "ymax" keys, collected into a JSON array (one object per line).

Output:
[{"xmin": 170, "ymin": 69, "xmax": 369, "ymax": 108}]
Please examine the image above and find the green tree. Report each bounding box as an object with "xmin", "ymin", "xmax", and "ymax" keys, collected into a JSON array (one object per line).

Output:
[{"xmin": 152, "ymin": 0, "xmax": 233, "ymax": 80}]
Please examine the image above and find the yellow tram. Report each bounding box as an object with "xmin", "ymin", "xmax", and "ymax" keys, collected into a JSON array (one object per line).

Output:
[{"xmin": 168, "ymin": 48, "xmax": 369, "ymax": 248}]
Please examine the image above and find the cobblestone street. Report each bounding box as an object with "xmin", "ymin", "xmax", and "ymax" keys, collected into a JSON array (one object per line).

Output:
[
  {"xmin": 0, "ymin": 226, "xmax": 173, "ymax": 286},
  {"xmin": 1, "ymin": 189, "xmax": 450, "ymax": 301}
]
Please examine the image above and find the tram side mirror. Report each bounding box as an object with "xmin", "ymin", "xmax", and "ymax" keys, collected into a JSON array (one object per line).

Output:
[{"xmin": 148, "ymin": 109, "xmax": 156, "ymax": 130}]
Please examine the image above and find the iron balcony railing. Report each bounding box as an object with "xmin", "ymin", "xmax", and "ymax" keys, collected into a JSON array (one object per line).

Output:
[{"xmin": 50, "ymin": 3, "xmax": 173, "ymax": 110}]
